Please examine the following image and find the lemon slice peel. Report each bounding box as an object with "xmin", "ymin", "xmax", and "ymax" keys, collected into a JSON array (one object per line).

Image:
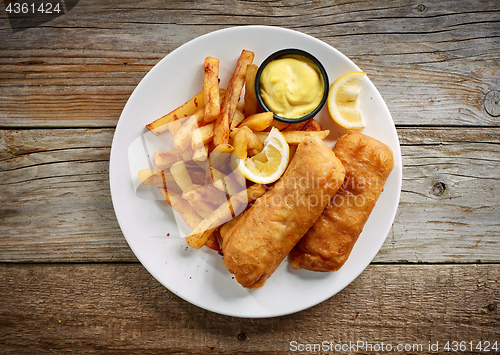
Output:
[
  {"xmin": 237, "ymin": 127, "xmax": 289, "ymax": 184},
  {"xmin": 327, "ymin": 71, "xmax": 367, "ymax": 130}
]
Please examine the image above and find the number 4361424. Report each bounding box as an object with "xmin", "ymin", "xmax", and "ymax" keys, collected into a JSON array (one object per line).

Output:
[
  {"xmin": 5, "ymin": 2, "xmax": 62, "ymax": 14},
  {"xmin": 443, "ymin": 341, "xmax": 498, "ymax": 352}
]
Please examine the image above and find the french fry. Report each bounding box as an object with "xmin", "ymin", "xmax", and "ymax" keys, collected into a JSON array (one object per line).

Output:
[
  {"xmin": 150, "ymin": 89, "xmax": 225, "ymax": 137},
  {"xmin": 138, "ymin": 169, "xmax": 164, "ymax": 185},
  {"xmin": 246, "ymin": 132, "xmax": 264, "ymax": 150},
  {"xmin": 265, "ymin": 119, "xmax": 290, "ymax": 132},
  {"xmin": 168, "ymin": 117, "xmax": 185, "ymax": 137},
  {"xmin": 214, "ymin": 49, "xmax": 255, "ymax": 146},
  {"xmin": 255, "ymin": 132, "xmax": 268, "ymax": 143},
  {"xmin": 210, "ymin": 142, "xmax": 234, "ymax": 155},
  {"xmin": 283, "ymin": 119, "xmax": 312, "ymax": 132},
  {"xmin": 219, "ymin": 214, "xmax": 241, "ymax": 241},
  {"xmin": 158, "ymin": 185, "xmax": 172, "ymax": 205},
  {"xmin": 247, "ymin": 148, "xmax": 260, "ymax": 157},
  {"xmin": 180, "ymin": 184, "xmax": 220, "ymax": 219},
  {"xmin": 170, "ymin": 161, "xmax": 193, "ymax": 192},
  {"xmin": 186, "ymin": 165, "xmax": 208, "ymax": 186},
  {"xmin": 225, "ymin": 175, "xmax": 245, "ymax": 197},
  {"xmin": 303, "ymin": 119, "xmax": 322, "ymax": 131},
  {"xmin": 204, "ymin": 229, "xmax": 221, "ymax": 252},
  {"xmin": 243, "ymin": 64, "xmax": 260, "ymax": 117},
  {"xmin": 193, "ymin": 201, "xmax": 218, "ymax": 218},
  {"xmin": 192, "ymin": 107, "xmax": 206, "ymax": 127},
  {"xmin": 200, "ymin": 88, "xmax": 225, "ymax": 126},
  {"xmin": 185, "ymin": 184, "xmax": 261, "ymax": 248},
  {"xmin": 206, "ymin": 141, "xmax": 216, "ymax": 155},
  {"xmin": 191, "ymin": 123, "xmax": 215, "ymax": 150},
  {"xmin": 138, "ymin": 169, "xmax": 176, "ymax": 185},
  {"xmin": 256, "ymin": 130, "xmax": 330, "ymax": 145},
  {"xmin": 186, "ymin": 201, "xmax": 232, "ymax": 248},
  {"xmin": 232, "ymin": 127, "xmax": 250, "ymax": 160},
  {"xmin": 158, "ymin": 187, "xmax": 203, "ymax": 230},
  {"xmin": 209, "ymin": 167, "xmax": 227, "ymax": 192},
  {"xmin": 173, "ymin": 116, "xmax": 199, "ymax": 161},
  {"xmin": 164, "ymin": 108, "xmax": 205, "ymax": 137},
  {"xmin": 154, "ymin": 150, "xmax": 182, "ymax": 169},
  {"xmin": 199, "ymin": 228, "xmax": 219, "ymax": 248},
  {"xmin": 245, "ymin": 129, "xmax": 264, "ymax": 156},
  {"xmin": 238, "ymin": 112, "xmax": 273, "ymax": 132},
  {"xmin": 146, "ymin": 90, "xmax": 204, "ymax": 135},
  {"xmin": 230, "ymin": 108, "xmax": 245, "ymax": 130},
  {"xmin": 282, "ymin": 130, "xmax": 330, "ymax": 144},
  {"xmin": 210, "ymin": 167, "xmax": 245, "ymax": 196},
  {"xmin": 192, "ymin": 144, "xmax": 208, "ymax": 162},
  {"xmin": 203, "ymin": 57, "xmax": 221, "ymax": 123},
  {"xmin": 218, "ymin": 88, "xmax": 227, "ymax": 107},
  {"xmin": 208, "ymin": 143, "xmax": 234, "ymax": 172},
  {"xmin": 183, "ymin": 184, "xmax": 228, "ymax": 206}
]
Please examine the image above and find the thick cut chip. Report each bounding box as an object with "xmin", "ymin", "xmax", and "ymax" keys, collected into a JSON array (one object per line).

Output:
[
  {"xmin": 213, "ymin": 50, "xmax": 255, "ymax": 146},
  {"xmin": 146, "ymin": 91, "xmax": 204, "ymax": 135},
  {"xmin": 203, "ymin": 57, "xmax": 221, "ymax": 123}
]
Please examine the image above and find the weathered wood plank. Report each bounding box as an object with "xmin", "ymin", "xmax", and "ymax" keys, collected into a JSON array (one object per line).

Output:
[
  {"xmin": 0, "ymin": 127, "xmax": 498, "ymax": 262},
  {"xmin": 0, "ymin": 263, "xmax": 497, "ymax": 354},
  {"xmin": 0, "ymin": 0, "xmax": 498, "ymax": 127},
  {"xmin": 380, "ymin": 127, "xmax": 500, "ymax": 262},
  {"xmin": 0, "ymin": 128, "xmax": 130, "ymax": 261},
  {"xmin": 0, "ymin": 1, "xmax": 497, "ymax": 352}
]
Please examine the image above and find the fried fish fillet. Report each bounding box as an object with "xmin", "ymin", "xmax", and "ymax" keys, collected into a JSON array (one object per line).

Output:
[
  {"xmin": 289, "ymin": 131, "xmax": 394, "ymax": 272},
  {"xmin": 222, "ymin": 136, "xmax": 346, "ymax": 288}
]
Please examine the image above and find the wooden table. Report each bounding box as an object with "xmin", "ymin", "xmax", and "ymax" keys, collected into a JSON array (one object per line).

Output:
[{"xmin": 1, "ymin": 1, "xmax": 498, "ymax": 353}]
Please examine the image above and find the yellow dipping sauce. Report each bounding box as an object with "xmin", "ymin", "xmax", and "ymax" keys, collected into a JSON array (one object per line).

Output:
[{"xmin": 260, "ymin": 55, "xmax": 324, "ymax": 119}]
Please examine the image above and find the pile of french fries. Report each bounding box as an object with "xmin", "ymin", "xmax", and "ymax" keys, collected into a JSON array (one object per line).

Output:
[{"xmin": 138, "ymin": 49, "xmax": 330, "ymax": 252}]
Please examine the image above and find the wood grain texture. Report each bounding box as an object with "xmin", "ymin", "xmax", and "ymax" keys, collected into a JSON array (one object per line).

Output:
[
  {"xmin": 0, "ymin": 128, "xmax": 129, "ymax": 261},
  {"xmin": 0, "ymin": 263, "xmax": 497, "ymax": 354},
  {"xmin": 382, "ymin": 127, "xmax": 500, "ymax": 263},
  {"xmin": 0, "ymin": 127, "xmax": 498, "ymax": 263},
  {"xmin": 0, "ymin": 0, "xmax": 499, "ymax": 351},
  {"xmin": 0, "ymin": 0, "xmax": 498, "ymax": 127}
]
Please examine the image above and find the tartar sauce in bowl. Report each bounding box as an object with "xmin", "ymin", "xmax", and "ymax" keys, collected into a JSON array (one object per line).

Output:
[{"xmin": 255, "ymin": 49, "xmax": 329, "ymax": 123}]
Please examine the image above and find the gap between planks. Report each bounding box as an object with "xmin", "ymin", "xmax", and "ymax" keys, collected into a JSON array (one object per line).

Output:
[{"xmin": 0, "ymin": 263, "xmax": 497, "ymax": 354}]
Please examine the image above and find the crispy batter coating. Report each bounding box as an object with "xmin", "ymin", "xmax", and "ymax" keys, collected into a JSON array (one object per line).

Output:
[
  {"xmin": 222, "ymin": 136, "xmax": 345, "ymax": 288},
  {"xmin": 289, "ymin": 131, "xmax": 394, "ymax": 272}
]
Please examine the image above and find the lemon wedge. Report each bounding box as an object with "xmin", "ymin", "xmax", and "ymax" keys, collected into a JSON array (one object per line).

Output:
[
  {"xmin": 327, "ymin": 71, "xmax": 366, "ymax": 129},
  {"xmin": 238, "ymin": 127, "xmax": 289, "ymax": 184}
]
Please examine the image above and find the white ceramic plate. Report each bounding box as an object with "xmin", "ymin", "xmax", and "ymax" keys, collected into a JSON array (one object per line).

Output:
[{"xmin": 110, "ymin": 25, "xmax": 402, "ymax": 318}]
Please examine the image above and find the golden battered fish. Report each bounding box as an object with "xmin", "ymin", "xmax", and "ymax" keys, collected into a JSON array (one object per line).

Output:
[
  {"xmin": 289, "ymin": 131, "xmax": 394, "ymax": 272},
  {"xmin": 222, "ymin": 136, "xmax": 346, "ymax": 288}
]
